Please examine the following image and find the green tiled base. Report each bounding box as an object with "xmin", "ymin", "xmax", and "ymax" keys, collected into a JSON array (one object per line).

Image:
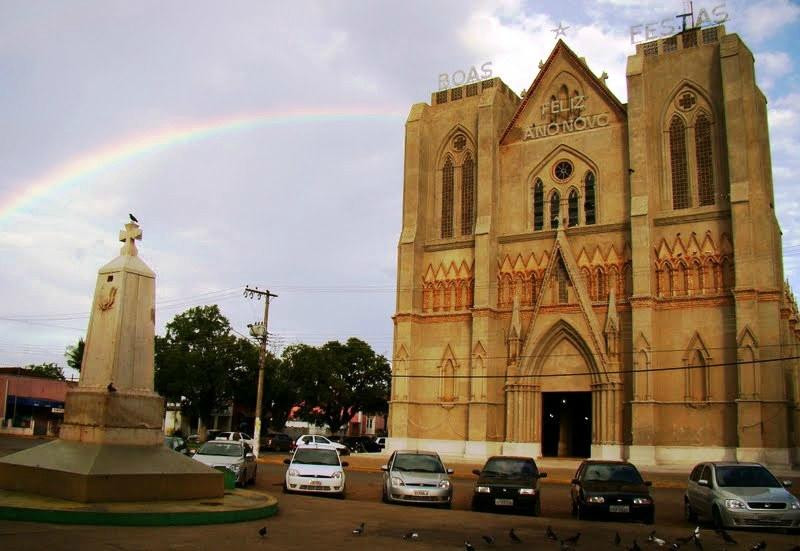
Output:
[{"xmin": 0, "ymin": 488, "xmax": 278, "ymax": 526}]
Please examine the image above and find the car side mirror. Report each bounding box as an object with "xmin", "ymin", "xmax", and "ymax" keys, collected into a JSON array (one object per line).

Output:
[
  {"xmin": 698, "ymin": 479, "xmax": 709, "ymax": 487},
  {"xmin": 283, "ymin": 458, "xmax": 291, "ymax": 465},
  {"xmin": 188, "ymin": 450, "xmax": 196, "ymax": 456},
  {"xmin": 446, "ymin": 468, "xmax": 454, "ymax": 475},
  {"xmin": 782, "ymin": 480, "xmax": 793, "ymax": 488},
  {"xmin": 539, "ymin": 472, "xmax": 548, "ymax": 479},
  {"xmin": 380, "ymin": 465, "xmax": 388, "ymax": 472},
  {"xmin": 571, "ymin": 478, "xmax": 581, "ymax": 485},
  {"xmin": 644, "ymin": 480, "xmax": 652, "ymax": 486},
  {"xmin": 472, "ymin": 469, "xmax": 481, "ymax": 476},
  {"xmin": 341, "ymin": 461, "xmax": 349, "ymax": 468}
]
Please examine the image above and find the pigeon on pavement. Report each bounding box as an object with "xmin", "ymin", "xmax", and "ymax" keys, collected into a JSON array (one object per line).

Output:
[
  {"xmin": 510, "ymin": 528, "xmax": 522, "ymax": 543},
  {"xmin": 630, "ymin": 540, "xmax": 642, "ymax": 551},
  {"xmin": 547, "ymin": 526, "xmax": 559, "ymax": 541},
  {"xmin": 648, "ymin": 531, "xmax": 666, "ymax": 546},
  {"xmin": 564, "ymin": 532, "xmax": 581, "ymax": 546},
  {"xmin": 749, "ymin": 542, "xmax": 766, "ymax": 551},
  {"xmin": 352, "ymin": 522, "xmax": 365, "ymax": 535},
  {"xmin": 715, "ymin": 529, "xmax": 737, "ymax": 545},
  {"xmin": 465, "ymin": 541, "xmax": 475, "ymax": 551},
  {"xmin": 403, "ymin": 531, "xmax": 418, "ymax": 540},
  {"xmin": 107, "ymin": 382, "xmax": 117, "ymax": 392},
  {"xmin": 614, "ymin": 532, "xmax": 622, "ymax": 546},
  {"xmin": 258, "ymin": 526, "xmax": 267, "ymax": 538},
  {"xmin": 482, "ymin": 535, "xmax": 495, "ymax": 545}
]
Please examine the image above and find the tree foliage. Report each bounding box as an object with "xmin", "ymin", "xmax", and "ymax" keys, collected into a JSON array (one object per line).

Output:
[
  {"xmin": 25, "ymin": 362, "xmax": 66, "ymax": 380},
  {"xmin": 284, "ymin": 338, "xmax": 391, "ymax": 433},
  {"xmin": 64, "ymin": 338, "xmax": 85, "ymax": 372},
  {"xmin": 155, "ymin": 305, "xmax": 251, "ymax": 425}
]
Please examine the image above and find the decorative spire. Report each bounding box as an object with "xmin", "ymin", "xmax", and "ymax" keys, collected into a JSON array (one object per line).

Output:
[
  {"xmin": 119, "ymin": 221, "xmax": 142, "ymax": 256},
  {"xmin": 507, "ymin": 290, "xmax": 522, "ymax": 365},
  {"xmin": 604, "ymin": 286, "xmax": 619, "ymax": 358}
]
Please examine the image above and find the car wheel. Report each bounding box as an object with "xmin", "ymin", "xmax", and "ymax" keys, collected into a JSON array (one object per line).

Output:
[
  {"xmin": 382, "ymin": 487, "xmax": 389, "ymax": 504},
  {"xmin": 684, "ymin": 498, "xmax": 697, "ymax": 523},
  {"xmin": 249, "ymin": 467, "xmax": 257, "ymax": 485},
  {"xmin": 471, "ymin": 498, "xmax": 481, "ymax": 512},
  {"xmin": 533, "ymin": 497, "xmax": 542, "ymax": 517},
  {"xmin": 336, "ymin": 490, "xmax": 346, "ymax": 500},
  {"xmin": 282, "ymin": 482, "xmax": 290, "ymax": 494},
  {"xmin": 441, "ymin": 500, "xmax": 452, "ymax": 509},
  {"xmin": 576, "ymin": 503, "xmax": 587, "ymax": 521},
  {"xmin": 712, "ymin": 506, "xmax": 725, "ymax": 530}
]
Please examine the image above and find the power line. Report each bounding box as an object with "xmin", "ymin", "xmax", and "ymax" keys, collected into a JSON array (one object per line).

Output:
[{"xmin": 390, "ymin": 353, "xmax": 800, "ymax": 379}]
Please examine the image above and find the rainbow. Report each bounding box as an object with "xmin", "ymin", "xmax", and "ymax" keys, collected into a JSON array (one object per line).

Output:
[{"xmin": 0, "ymin": 106, "xmax": 405, "ymax": 221}]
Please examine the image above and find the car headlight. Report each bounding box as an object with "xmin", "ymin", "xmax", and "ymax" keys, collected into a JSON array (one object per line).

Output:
[
  {"xmin": 518, "ymin": 488, "xmax": 536, "ymax": 495},
  {"xmin": 439, "ymin": 480, "xmax": 451, "ymax": 489},
  {"xmin": 725, "ymin": 499, "xmax": 746, "ymax": 510},
  {"xmin": 633, "ymin": 497, "xmax": 652, "ymax": 505},
  {"xmin": 475, "ymin": 486, "xmax": 491, "ymax": 493},
  {"xmin": 288, "ymin": 469, "xmax": 298, "ymax": 477},
  {"xmin": 790, "ymin": 498, "xmax": 800, "ymax": 510},
  {"xmin": 391, "ymin": 477, "xmax": 405, "ymax": 487},
  {"xmin": 332, "ymin": 471, "xmax": 343, "ymax": 479},
  {"xmin": 586, "ymin": 496, "xmax": 605, "ymax": 503}
]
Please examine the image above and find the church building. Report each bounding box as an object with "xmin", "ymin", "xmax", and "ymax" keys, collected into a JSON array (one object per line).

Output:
[{"xmin": 388, "ymin": 26, "xmax": 800, "ymax": 467}]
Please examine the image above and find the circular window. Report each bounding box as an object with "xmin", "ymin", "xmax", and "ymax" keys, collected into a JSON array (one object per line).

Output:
[{"xmin": 553, "ymin": 160, "xmax": 574, "ymax": 182}]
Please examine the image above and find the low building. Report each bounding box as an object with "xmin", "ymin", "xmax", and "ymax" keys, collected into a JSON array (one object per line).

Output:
[{"xmin": 0, "ymin": 367, "xmax": 77, "ymax": 436}]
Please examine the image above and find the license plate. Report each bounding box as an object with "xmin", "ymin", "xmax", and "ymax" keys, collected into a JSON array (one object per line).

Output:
[
  {"xmin": 495, "ymin": 498, "xmax": 514, "ymax": 506},
  {"xmin": 413, "ymin": 490, "xmax": 429, "ymax": 496},
  {"xmin": 309, "ymin": 480, "xmax": 321, "ymax": 486},
  {"xmin": 609, "ymin": 505, "xmax": 630, "ymax": 513}
]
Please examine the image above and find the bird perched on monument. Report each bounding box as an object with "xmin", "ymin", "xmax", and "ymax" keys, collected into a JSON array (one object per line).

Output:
[
  {"xmin": 129, "ymin": 213, "xmax": 138, "ymax": 223},
  {"xmin": 107, "ymin": 382, "xmax": 117, "ymax": 392}
]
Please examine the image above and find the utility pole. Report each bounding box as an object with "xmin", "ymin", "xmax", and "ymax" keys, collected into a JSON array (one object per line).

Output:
[{"xmin": 244, "ymin": 285, "xmax": 278, "ymax": 458}]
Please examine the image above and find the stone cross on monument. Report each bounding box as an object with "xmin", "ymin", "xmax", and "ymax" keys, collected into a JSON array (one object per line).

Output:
[{"xmin": 119, "ymin": 222, "xmax": 142, "ymax": 256}]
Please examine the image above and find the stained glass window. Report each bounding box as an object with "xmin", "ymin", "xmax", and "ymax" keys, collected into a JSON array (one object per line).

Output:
[
  {"xmin": 568, "ymin": 189, "xmax": 579, "ymax": 227},
  {"xmin": 533, "ymin": 179, "xmax": 544, "ymax": 230},
  {"xmin": 670, "ymin": 116, "xmax": 689, "ymax": 209},
  {"xmin": 696, "ymin": 114, "xmax": 714, "ymax": 206},
  {"xmin": 584, "ymin": 171, "xmax": 596, "ymax": 224},
  {"xmin": 441, "ymin": 158, "xmax": 454, "ymax": 238},
  {"xmin": 461, "ymin": 154, "xmax": 475, "ymax": 235},
  {"xmin": 550, "ymin": 190, "xmax": 560, "ymax": 229}
]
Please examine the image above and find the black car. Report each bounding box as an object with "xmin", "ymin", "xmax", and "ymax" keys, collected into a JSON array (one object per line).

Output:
[
  {"xmin": 343, "ymin": 436, "xmax": 381, "ymax": 453},
  {"xmin": 262, "ymin": 433, "xmax": 293, "ymax": 452},
  {"xmin": 471, "ymin": 456, "xmax": 547, "ymax": 515},
  {"xmin": 570, "ymin": 460, "xmax": 654, "ymax": 524}
]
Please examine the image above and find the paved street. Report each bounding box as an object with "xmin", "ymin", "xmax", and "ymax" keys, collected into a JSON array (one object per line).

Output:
[{"xmin": 1, "ymin": 436, "xmax": 798, "ymax": 550}]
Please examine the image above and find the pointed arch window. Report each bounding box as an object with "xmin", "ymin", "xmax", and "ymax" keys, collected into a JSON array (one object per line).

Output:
[
  {"xmin": 584, "ymin": 171, "xmax": 596, "ymax": 225},
  {"xmin": 441, "ymin": 157, "xmax": 454, "ymax": 238},
  {"xmin": 533, "ymin": 179, "xmax": 544, "ymax": 230},
  {"xmin": 568, "ymin": 189, "xmax": 579, "ymax": 227},
  {"xmin": 550, "ymin": 190, "xmax": 560, "ymax": 229},
  {"xmin": 670, "ymin": 116, "xmax": 689, "ymax": 209},
  {"xmin": 557, "ymin": 258, "xmax": 569, "ymax": 303},
  {"xmin": 695, "ymin": 113, "xmax": 714, "ymax": 206},
  {"xmin": 461, "ymin": 153, "xmax": 475, "ymax": 235}
]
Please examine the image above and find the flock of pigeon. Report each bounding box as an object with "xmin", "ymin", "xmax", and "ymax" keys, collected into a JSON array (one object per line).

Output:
[{"xmin": 256, "ymin": 522, "xmax": 800, "ymax": 550}]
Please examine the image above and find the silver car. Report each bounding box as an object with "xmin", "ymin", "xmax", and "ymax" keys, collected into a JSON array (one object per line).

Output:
[
  {"xmin": 381, "ymin": 450, "xmax": 453, "ymax": 508},
  {"xmin": 191, "ymin": 440, "xmax": 258, "ymax": 486},
  {"xmin": 684, "ymin": 462, "xmax": 800, "ymax": 530}
]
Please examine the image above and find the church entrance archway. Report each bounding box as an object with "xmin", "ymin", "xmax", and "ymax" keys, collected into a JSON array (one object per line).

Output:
[{"xmin": 541, "ymin": 391, "xmax": 591, "ymax": 457}]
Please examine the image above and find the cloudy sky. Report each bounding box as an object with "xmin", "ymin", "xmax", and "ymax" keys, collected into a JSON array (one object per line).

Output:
[{"xmin": 1, "ymin": 0, "xmax": 798, "ymax": 375}]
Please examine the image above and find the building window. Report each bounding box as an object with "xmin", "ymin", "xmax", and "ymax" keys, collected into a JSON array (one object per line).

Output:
[
  {"xmin": 568, "ymin": 189, "xmax": 579, "ymax": 227},
  {"xmin": 550, "ymin": 190, "xmax": 560, "ymax": 229},
  {"xmin": 461, "ymin": 153, "xmax": 475, "ymax": 235},
  {"xmin": 695, "ymin": 114, "xmax": 714, "ymax": 206},
  {"xmin": 441, "ymin": 157, "xmax": 454, "ymax": 238},
  {"xmin": 557, "ymin": 259, "xmax": 569, "ymax": 303},
  {"xmin": 533, "ymin": 179, "xmax": 544, "ymax": 230},
  {"xmin": 584, "ymin": 171, "xmax": 596, "ymax": 224},
  {"xmin": 669, "ymin": 115, "xmax": 690, "ymax": 209}
]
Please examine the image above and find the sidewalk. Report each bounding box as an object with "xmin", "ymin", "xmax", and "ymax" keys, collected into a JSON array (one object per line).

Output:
[{"xmin": 259, "ymin": 452, "xmax": 800, "ymax": 490}]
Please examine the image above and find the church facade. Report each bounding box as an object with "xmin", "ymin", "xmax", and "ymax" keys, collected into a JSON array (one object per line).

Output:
[{"xmin": 388, "ymin": 26, "xmax": 800, "ymax": 467}]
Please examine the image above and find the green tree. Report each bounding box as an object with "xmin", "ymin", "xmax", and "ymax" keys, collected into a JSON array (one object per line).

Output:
[
  {"xmin": 25, "ymin": 362, "xmax": 66, "ymax": 380},
  {"xmin": 154, "ymin": 305, "xmax": 249, "ymax": 429},
  {"xmin": 64, "ymin": 338, "xmax": 85, "ymax": 372},
  {"xmin": 284, "ymin": 338, "xmax": 391, "ymax": 433}
]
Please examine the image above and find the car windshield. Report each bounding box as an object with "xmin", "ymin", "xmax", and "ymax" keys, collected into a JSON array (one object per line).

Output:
[
  {"xmin": 393, "ymin": 454, "xmax": 445, "ymax": 473},
  {"xmin": 292, "ymin": 449, "xmax": 340, "ymax": 466},
  {"xmin": 715, "ymin": 466, "xmax": 781, "ymax": 488},
  {"xmin": 584, "ymin": 464, "xmax": 643, "ymax": 484},
  {"xmin": 482, "ymin": 458, "xmax": 537, "ymax": 477},
  {"xmin": 197, "ymin": 442, "xmax": 242, "ymax": 457}
]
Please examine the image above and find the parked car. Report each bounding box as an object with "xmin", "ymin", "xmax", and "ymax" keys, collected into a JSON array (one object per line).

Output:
[
  {"xmin": 283, "ymin": 445, "xmax": 348, "ymax": 498},
  {"xmin": 684, "ymin": 462, "xmax": 800, "ymax": 530},
  {"xmin": 471, "ymin": 456, "xmax": 547, "ymax": 515},
  {"xmin": 191, "ymin": 440, "xmax": 258, "ymax": 486},
  {"xmin": 164, "ymin": 436, "xmax": 189, "ymax": 455},
  {"xmin": 343, "ymin": 436, "xmax": 381, "ymax": 453},
  {"xmin": 214, "ymin": 431, "xmax": 254, "ymax": 447},
  {"xmin": 262, "ymin": 432, "xmax": 293, "ymax": 452},
  {"xmin": 294, "ymin": 434, "xmax": 350, "ymax": 455},
  {"xmin": 205, "ymin": 429, "xmax": 223, "ymax": 442},
  {"xmin": 570, "ymin": 460, "xmax": 654, "ymax": 524},
  {"xmin": 381, "ymin": 450, "xmax": 453, "ymax": 508},
  {"xmin": 375, "ymin": 436, "xmax": 387, "ymax": 450}
]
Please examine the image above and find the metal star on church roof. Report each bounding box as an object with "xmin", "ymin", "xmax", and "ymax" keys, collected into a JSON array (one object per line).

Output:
[{"xmin": 551, "ymin": 21, "xmax": 569, "ymax": 38}]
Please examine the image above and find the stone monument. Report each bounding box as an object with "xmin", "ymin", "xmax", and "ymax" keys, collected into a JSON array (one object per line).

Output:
[{"xmin": 0, "ymin": 220, "xmax": 223, "ymax": 502}]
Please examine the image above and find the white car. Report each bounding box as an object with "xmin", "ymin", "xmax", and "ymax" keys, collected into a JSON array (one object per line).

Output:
[
  {"xmin": 191, "ymin": 440, "xmax": 258, "ymax": 486},
  {"xmin": 294, "ymin": 434, "xmax": 350, "ymax": 455},
  {"xmin": 214, "ymin": 431, "xmax": 254, "ymax": 447},
  {"xmin": 283, "ymin": 446, "xmax": 348, "ymax": 498}
]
